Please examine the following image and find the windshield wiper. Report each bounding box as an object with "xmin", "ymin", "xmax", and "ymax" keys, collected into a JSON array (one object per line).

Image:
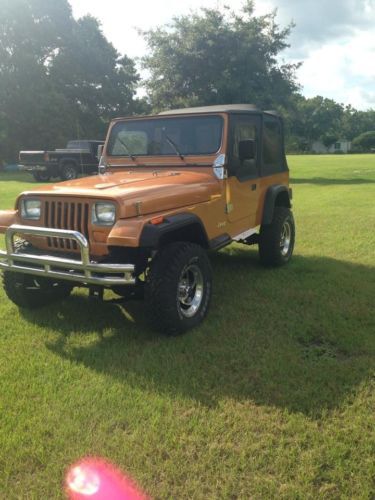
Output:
[
  {"xmin": 117, "ymin": 137, "xmax": 136, "ymax": 161},
  {"xmin": 162, "ymin": 128, "xmax": 185, "ymax": 160}
]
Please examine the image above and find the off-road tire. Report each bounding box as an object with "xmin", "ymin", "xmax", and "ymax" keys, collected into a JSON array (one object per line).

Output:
[
  {"xmin": 60, "ymin": 162, "xmax": 78, "ymax": 181},
  {"xmin": 2, "ymin": 241, "xmax": 72, "ymax": 308},
  {"xmin": 32, "ymin": 171, "xmax": 51, "ymax": 182},
  {"xmin": 259, "ymin": 206, "xmax": 295, "ymax": 266},
  {"xmin": 3, "ymin": 271, "xmax": 73, "ymax": 309},
  {"xmin": 145, "ymin": 242, "xmax": 212, "ymax": 335}
]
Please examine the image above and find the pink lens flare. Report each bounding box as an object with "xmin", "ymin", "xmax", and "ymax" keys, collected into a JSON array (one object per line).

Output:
[{"xmin": 66, "ymin": 458, "xmax": 148, "ymax": 500}]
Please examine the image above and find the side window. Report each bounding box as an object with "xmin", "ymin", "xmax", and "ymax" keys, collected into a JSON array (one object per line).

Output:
[
  {"xmin": 230, "ymin": 115, "xmax": 259, "ymax": 180},
  {"xmin": 68, "ymin": 141, "xmax": 90, "ymax": 150},
  {"xmin": 262, "ymin": 115, "xmax": 283, "ymax": 175}
]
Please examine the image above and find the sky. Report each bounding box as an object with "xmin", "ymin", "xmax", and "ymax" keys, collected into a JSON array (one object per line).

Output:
[{"xmin": 70, "ymin": 0, "xmax": 375, "ymax": 110}]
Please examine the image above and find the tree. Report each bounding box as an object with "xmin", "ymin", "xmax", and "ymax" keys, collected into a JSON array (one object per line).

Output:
[
  {"xmin": 341, "ymin": 107, "xmax": 375, "ymax": 141},
  {"xmin": 352, "ymin": 131, "xmax": 375, "ymax": 152},
  {"xmin": 287, "ymin": 95, "xmax": 345, "ymax": 150},
  {"xmin": 0, "ymin": 0, "xmax": 74, "ymax": 159},
  {"xmin": 141, "ymin": 1, "xmax": 300, "ymax": 111},
  {"xmin": 0, "ymin": 0, "xmax": 141, "ymax": 161},
  {"xmin": 50, "ymin": 15, "xmax": 140, "ymax": 139}
]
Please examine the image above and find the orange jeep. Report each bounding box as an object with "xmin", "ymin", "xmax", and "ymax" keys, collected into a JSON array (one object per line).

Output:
[{"xmin": 0, "ymin": 105, "xmax": 295, "ymax": 334}]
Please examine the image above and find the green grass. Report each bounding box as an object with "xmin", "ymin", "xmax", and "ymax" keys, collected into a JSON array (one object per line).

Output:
[{"xmin": 0, "ymin": 156, "xmax": 374, "ymax": 499}]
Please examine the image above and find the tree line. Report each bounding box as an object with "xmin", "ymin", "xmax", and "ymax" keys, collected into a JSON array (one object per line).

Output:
[{"xmin": 0, "ymin": 0, "xmax": 374, "ymax": 162}]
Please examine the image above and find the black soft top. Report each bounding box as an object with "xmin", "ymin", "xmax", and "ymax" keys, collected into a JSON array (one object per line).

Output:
[{"xmin": 112, "ymin": 105, "xmax": 281, "ymax": 122}]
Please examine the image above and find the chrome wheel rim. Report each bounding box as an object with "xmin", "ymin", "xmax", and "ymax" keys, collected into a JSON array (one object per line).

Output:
[
  {"xmin": 178, "ymin": 263, "xmax": 204, "ymax": 318},
  {"xmin": 280, "ymin": 220, "xmax": 292, "ymax": 256}
]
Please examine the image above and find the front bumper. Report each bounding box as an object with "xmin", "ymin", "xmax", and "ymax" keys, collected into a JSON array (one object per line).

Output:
[{"xmin": 0, "ymin": 224, "xmax": 135, "ymax": 286}]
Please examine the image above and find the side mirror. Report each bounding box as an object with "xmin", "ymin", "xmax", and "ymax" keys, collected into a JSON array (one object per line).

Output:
[
  {"xmin": 97, "ymin": 144, "xmax": 104, "ymax": 160},
  {"xmin": 239, "ymin": 139, "xmax": 256, "ymax": 161}
]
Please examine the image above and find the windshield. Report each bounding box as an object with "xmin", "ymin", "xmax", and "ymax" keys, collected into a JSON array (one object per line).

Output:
[{"xmin": 107, "ymin": 115, "xmax": 223, "ymax": 157}]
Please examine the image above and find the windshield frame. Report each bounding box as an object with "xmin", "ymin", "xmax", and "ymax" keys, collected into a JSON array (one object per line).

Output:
[{"xmin": 106, "ymin": 114, "xmax": 224, "ymax": 159}]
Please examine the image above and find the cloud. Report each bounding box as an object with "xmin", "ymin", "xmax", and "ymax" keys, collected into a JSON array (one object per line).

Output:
[
  {"xmin": 70, "ymin": 0, "xmax": 375, "ymax": 109},
  {"xmin": 260, "ymin": 0, "xmax": 375, "ymax": 109},
  {"xmin": 273, "ymin": 0, "xmax": 375, "ymax": 52},
  {"xmin": 294, "ymin": 31, "xmax": 375, "ymax": 109}
]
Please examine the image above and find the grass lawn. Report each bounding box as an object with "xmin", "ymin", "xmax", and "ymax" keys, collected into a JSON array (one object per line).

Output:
[{"xmin": 0, "ymin": 155, "xmax": 374, "ymax": 498}]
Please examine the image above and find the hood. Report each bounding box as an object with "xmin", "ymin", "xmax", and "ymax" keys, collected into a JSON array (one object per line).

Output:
[{"xmin": 21, "ymin": 168, "xmax": 221, "ymax": 218}]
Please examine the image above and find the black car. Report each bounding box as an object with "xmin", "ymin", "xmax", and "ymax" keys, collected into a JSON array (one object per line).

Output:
[{"xmin": 19, "ymin": 140, "xmax": 104, "ymax": 182}]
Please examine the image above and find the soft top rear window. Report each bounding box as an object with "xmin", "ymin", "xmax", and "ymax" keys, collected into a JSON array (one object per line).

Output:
[{"xmin": 107, "ymin": 115, "xmax": 223, "ymax": 157}]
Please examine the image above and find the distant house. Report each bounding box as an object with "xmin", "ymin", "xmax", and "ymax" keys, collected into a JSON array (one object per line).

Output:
[{"xmin": 311, "ymin": 140, "xmax": 352, "ymax": 154}]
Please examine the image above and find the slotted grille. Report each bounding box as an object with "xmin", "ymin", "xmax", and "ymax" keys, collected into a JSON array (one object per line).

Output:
[{"xmin": 44, "ymin": 200, "xmax": 89, "ymax": 250}]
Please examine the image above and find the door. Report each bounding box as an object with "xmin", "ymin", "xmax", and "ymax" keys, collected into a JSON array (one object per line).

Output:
[{"xmin": 226, "ymin": 114, "xmax": 261, "ymax": 229}]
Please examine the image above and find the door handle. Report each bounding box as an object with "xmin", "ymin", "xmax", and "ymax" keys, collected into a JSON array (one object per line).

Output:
[{"xmin": 251, "ymin": 184, "xmax": 257, "ymax": 191}]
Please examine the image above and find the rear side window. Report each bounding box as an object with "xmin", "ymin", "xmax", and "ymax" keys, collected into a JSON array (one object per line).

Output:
[
  {"xmin": 262, "ymin": 115, "xmax": 283, "ymax": 175},
  {"xmin": 66, "ymin": 141, "xmax": 90, "ymax": 151}
]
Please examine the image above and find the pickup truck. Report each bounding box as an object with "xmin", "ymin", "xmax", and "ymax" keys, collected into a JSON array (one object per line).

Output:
[{"xmin": 19, "ymin": 140, "xmax": 104, "ymax": 182}]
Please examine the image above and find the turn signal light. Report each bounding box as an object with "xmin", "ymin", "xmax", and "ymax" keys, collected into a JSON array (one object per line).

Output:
[{"xmin": 150, "ymin": 216, "xmax": 164, "ymax": 225}]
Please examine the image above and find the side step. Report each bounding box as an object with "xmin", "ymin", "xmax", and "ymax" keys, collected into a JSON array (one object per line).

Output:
[{"xmin": 240, "ymin": 233, "xmax": 259, "ymax": 246}]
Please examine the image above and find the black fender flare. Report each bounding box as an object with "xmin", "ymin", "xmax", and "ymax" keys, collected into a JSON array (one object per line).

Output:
[
  {"xmin": 262, "ymin": 185, "xmax": 292, "ymax": 225},
  {"xmin": 139, "ymin": 213, "xmax": 209, "ymax": 249}
]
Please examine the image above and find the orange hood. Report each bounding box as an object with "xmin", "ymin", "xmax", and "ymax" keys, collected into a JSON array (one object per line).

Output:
[{"xmin": 21, "ymin": 168, "xmax": 222, "ymax": 218}]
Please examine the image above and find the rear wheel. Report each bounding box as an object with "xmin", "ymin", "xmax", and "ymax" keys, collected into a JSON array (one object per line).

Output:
[
  {"xmin": 60, "ymin": 162, "xmax": 78, "ymax": 181},
  {"xmin": 259, "ymin": 206, "xmax": 295, "ymax": 266},
  {"xmin": 145, "ymin": 242, "xmax": 212, "ymax": 335},
  {"xmin": 3, "ymin": 271, "xmax": 73, "ymax": 309}
]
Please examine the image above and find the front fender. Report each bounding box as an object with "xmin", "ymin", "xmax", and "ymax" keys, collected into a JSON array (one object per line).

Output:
[
  {"xmin": 0, "ymin": 210, "xmax": 18, "ymax": 234},
  {"xmin": 107, "ymin": 212, "xmax": 209, "ymax": 249},
  {"xmin": 139, "ymin": 213, "xmax": 209, "ymax": 249},
  {"xmin": 107, "ymin": 218, "xmax": 146, "ymax": 247}
]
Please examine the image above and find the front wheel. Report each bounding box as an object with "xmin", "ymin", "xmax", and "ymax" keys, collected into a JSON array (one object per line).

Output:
[
  {"xmin": 2, "ymin": 272, "xmax": 73, "ymax": 309},
  {"xmin": 145, "ymin": 242, "xmax": 212, "ymax": 335},
  {"xmin": 259, "ymin": 206, "xmax": 295, "ymax": 266}
]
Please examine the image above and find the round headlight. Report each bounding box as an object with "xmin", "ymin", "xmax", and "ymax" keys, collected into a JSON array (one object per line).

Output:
[
  {"xmin": 21, "ymin": 199, "xmax": 41, "ymax": 220},
  {"xmin": 92, "ymin": 202, "xmax": 116, "ymax": 226}
]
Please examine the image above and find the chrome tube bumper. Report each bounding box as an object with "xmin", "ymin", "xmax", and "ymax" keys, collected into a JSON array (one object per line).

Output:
[{"xmin": 0, "ymin": 224, "xmax": 135, "ymax": 286}]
